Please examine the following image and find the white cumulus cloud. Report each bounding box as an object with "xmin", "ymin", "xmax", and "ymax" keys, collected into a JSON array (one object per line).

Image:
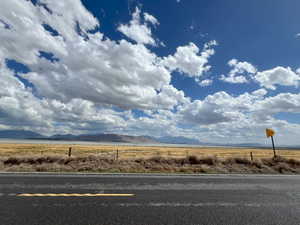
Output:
[
  {"xmin": 254, "ymin": 66, "xmax": 300, "ymax": 90},
  {"xmin": 143, "ymin": 12, "xmax": 159, "ymax": 26},
  {"xmin": 0, "ymin": 0, "xmax": 189, "ymax": 111},
  {"xmin": 198, "ymin": 79, "xmax": 213, "ymax": 87},
  {"xmin": 220, "ymin": 59, "xmax": 256, "ymax": 84},
  {"xmin": 162, "ymin": 41, "xmax": 217, "ymax": 79},
  {"xmin": 118, "ymin": 7, "xmax": 157, "ymax": 46}
]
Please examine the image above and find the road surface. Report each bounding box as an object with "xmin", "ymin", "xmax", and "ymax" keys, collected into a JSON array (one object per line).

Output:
[{"xmin": 0, "ymin": 173, "xmax": 300, "ymax": 225}]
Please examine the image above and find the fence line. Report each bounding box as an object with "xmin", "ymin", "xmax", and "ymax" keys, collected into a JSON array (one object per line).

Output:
[{"xmin": 70, "ymin": 148, "xmax": 299, "ymax": 160}]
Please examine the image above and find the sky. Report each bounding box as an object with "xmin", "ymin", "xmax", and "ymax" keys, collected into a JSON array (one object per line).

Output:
[{"xmin": 1, "ymin": 0, "xmax": 300, "ymax": 145}]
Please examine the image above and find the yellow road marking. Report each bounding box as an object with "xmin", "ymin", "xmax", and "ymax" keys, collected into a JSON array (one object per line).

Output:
[{"xmin": 17, "ymin": 193, "xmax": 135, "ymax": 197}]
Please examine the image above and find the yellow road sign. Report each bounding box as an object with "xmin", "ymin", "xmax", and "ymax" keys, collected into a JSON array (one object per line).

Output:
[{"xmin": 266, "ymin": 128, "xmax": 275, "ymax": 138}]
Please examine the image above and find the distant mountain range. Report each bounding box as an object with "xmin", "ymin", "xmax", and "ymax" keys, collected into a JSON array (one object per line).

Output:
[
  {"xmin": 0, "ymin": 130, "xmax": 44, "ymax": 139},
  {"xmin": 0, "ymin": 129, "xmax": 267, "ymax": 147},
  {"xmin": 50, "ymin": 133, "xmax": 156, "ymax": 144},
  {"xmin": 0, "ymin": 129, "xmax": 206, "ymax": 144},
  {"xmin": 0, "ymin": 130, "xmax": 157, "ymax": 144}
]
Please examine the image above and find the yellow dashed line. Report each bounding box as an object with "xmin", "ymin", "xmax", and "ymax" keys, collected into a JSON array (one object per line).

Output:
[{"xmin": 17, "ymin": 193, "xmax": 135, "ymax": 197}]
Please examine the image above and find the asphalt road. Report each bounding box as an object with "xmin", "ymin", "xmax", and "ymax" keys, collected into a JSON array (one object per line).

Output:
[{"xmin": 0, "ymin": 173, "xmax": 300, "ymax": 225}]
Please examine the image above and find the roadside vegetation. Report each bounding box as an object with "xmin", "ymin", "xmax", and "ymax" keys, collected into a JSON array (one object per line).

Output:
[
  {"xmin": 1, "ymin": 143, "xmax": 300, "ymax": 159},
  {"xmin": 1, "ymin": 154, "xmax": 300, "ymax": 174},
  {"xmin": 1, "ymin": 143, "xmax": 300, "ymax": 174}
]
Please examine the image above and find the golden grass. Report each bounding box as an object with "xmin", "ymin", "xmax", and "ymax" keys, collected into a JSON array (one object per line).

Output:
[{"xmin": 0, "ymin": 143, "xmax": 300, "ymax": 160}]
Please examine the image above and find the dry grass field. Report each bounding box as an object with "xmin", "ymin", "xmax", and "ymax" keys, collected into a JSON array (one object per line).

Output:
[
  {"xmin": 1, "ymin": 143, "xmax": 300, "ymax": 174},
  {"xmin": 0, "ymin": 142, "xmax": 300, "ymax": 160}
]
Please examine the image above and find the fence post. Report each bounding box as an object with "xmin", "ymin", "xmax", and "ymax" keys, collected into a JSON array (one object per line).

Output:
[
  {"xmin": 250, "ymin": 152, "xmax": 253, "ymax": 161},
  {"xmin": 68, "ymin": 147, "xmax": 72, "ymax": 157},
  {"xmin": 271, "ymin": 136, "xmax": 277, "ymax": 158},
  {"xmin": 116, "ymin": 149, "xmax": 119, "ymax": 160}
]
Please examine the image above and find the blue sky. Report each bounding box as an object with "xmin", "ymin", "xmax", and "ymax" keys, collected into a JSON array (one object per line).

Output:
[
  {"xmin": 1, "ymin": 0, "xmax": 300, "ymax": 145},
  {"xmin": 83, "ymin": 0, "xmax": 300, "ymax": 124},
  {"xmin": 81, "ymin": 0, "xmax": 300, "ymax": 99}
]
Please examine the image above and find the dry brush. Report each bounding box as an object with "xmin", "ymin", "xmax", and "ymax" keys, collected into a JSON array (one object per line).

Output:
[{"xmin": 1, "ymin": 154, "xmax": 300, "ymax": 174}]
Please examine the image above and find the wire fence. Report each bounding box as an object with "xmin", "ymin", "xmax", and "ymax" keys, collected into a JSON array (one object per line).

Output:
[
  {"xmin": 64, "ymin": 148, "xmax": 300, "ymax": 160},
  {"xmin": 2, "ymin": 143, "xmax": 300, "ymax": 160}
]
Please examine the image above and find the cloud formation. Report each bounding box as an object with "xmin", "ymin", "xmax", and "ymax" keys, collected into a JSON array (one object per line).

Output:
[
  {"xmin": 255, "ymin": 66, "xmax": 300, "ymax": 90},
  {"xmin": 118, "ymin": 7, "xmax": 158, "ymax": 46},
  {"xmin": 198, "ymin": 79, "xmax": 213, "ymax": 87},
  {"xmin": 0, "ymin": 0, "xmax": 300, "ymax": 145},
  {"xmin": 220, "ymin": 59, "xmax": 256, "ymax": 83},
  {"xmin": 0, "ymin": 0, "xmax": 209, "ymax": 135},
  {"xmin": 1, "ymin": 1, "xmax": 193, "ymax": 111},
  {"xmin": 162, "ymin": 40, "xmax": 217, "ymax": 79}
]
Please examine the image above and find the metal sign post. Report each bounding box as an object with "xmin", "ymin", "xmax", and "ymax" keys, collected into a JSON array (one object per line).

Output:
[
  {"xmin": 271, "ymin": 136, "xmax": 276, "ymax": 158},
  {"xmin": 266, "ymin": 128, "xmax": 276, "ymax": 158}
]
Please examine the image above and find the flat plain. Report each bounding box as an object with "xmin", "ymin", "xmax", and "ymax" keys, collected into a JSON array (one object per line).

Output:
[
  {"xmin": 0, "ymin": 142, "xmax": 300, "ymax": 159},
  {"xmin": 1, "ymin": 143, "xmax": 300, "ymax": 174}
]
